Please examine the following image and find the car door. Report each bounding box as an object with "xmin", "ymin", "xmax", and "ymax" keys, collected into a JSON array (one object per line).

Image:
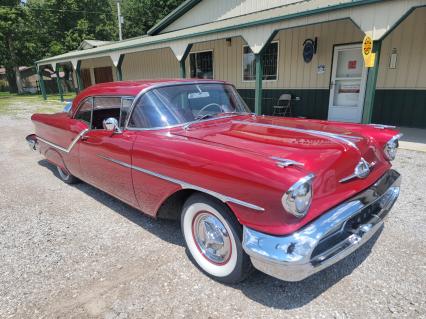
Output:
[{"xmin": 78, "ymin": 96, "xmax": 138, "ymax": 207}]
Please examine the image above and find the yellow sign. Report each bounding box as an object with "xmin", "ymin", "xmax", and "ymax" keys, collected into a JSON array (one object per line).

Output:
[
  {"xmin": 364, "ymin": 53, "xmax": 376, "ymax": 67},
  {"xmin": 362, "ymin": 35, "xmax": 375, "ymax": 68}
]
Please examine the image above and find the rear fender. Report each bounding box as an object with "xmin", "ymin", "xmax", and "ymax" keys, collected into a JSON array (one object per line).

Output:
[{"xmin": 44, "ymin": 148, "xmax": 67, "ymax": 171}]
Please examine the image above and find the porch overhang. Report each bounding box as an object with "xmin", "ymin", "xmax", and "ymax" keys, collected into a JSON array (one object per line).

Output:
[{"xmin": 36, "ymin": 0, "xmax": 426, "ymax": 68}]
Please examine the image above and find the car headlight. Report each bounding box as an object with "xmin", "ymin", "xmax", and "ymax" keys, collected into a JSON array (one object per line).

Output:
[
  {"xmin": 282, "ymin": 174, "xmax": 315, "ymax": 218},
  {"xmin": 384, "ymin": 133, "xmax": 403, "ymax": 161}
]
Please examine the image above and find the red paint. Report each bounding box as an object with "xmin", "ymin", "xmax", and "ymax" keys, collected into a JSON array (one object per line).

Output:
[{"xmin": 30, "ymin": 80, "xmax": 400, "ymax": 236}]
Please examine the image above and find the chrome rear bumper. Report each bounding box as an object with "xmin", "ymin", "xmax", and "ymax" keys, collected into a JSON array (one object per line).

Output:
[{"xmin": 242, "ymin": 169, "xmax": 401, "ymax": 282}]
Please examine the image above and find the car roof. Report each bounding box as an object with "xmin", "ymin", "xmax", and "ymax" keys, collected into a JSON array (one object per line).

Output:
[{"xmin": 71, "ymin": 78, "xmax": 228, "ymax": 114}]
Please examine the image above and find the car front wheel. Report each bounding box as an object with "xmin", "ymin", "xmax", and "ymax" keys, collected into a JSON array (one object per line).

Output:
[{"xmin": 181, "ymin": 194, "xmax": 252, "ymax": 283}]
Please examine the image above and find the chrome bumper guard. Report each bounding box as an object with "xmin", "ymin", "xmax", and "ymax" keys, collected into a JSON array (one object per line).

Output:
[{"xmin": 243, "ymin": 170, "xmax": 401, "ymax": 282}]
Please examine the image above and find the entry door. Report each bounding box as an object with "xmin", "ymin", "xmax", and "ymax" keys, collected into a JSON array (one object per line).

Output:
[{"xmin": 328, "ymin": 44, "xmax": 368, "ymax": 123}]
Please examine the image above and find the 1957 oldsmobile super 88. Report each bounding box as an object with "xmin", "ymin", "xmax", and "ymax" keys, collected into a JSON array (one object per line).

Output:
[{"xmin": 26, "ymin": 79, "xmax": 401, "ymax": 283}]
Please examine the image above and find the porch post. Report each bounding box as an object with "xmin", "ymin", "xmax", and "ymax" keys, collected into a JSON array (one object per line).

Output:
[
  {"xmin": 75, "ymin": 60, "xmax": 83, "ymax": 93},
  {"xmin": 362, "ymin": 41, "xmax": 382, "ymax": 124},
  {"xmin": 116, "ymin": 54, "xmax": 125, "ymax": 81},
  {"xmin": 55, "ymin": 64, "xmax": 64, "ymax": 102},
  {"xmin": 37, "ymin": 66, "xmax": 47, "ymax": 100},
  {"xmin": 179, "ymin": 44, "xmax": 193, "ymax": 78},
  {"xmin": 254, "ymin": 53, "xmax": 263, "ymax": 115}
]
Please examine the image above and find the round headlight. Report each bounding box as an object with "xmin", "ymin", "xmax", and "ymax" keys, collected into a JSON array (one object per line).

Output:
[
  {"xmin": 384, "ymin": 134, "xmax": 402, "ymax": 161},
  {"xmin": 282, "ymin": 174, "xmax": 315, "ymax": 218}
]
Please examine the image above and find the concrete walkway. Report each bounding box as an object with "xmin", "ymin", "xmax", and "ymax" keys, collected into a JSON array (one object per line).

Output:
[{"xmin": 399, "ymin": 127, "xmax": 426, "ymax": 152}]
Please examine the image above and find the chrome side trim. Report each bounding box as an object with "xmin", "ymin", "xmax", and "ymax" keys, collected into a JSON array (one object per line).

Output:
[
  {"xmin": 369, "ymin": 123, "xmax": 397, "ymax": 129},
  {"xmin": 232, "ymin": 120, "xmax": 360, "ymax": 151},
  {"xmin": 270, "ymin": 156, "xmax": 304, "ymax": 168},
  {"xmin": 37, "ymin": 129, "xmax": 89, "ymax": 153},
  {"xmin": 97, "ymin": 154, "xmax": 264, "ymax": 212}
]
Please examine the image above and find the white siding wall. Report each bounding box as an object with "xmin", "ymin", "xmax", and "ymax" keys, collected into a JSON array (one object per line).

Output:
[
  {"xmin": 187, "ymin": 19, "xmax": 363, "ymax": 89},
  {"xmin": 377, "ymin": 7, "xmax": 426, "ymax": 89},
  {"xmin": 162, "ymin": 0, "xmax": 348, "ymax": 34},
  {"xmin": 121, "ymin": 48, "xmax": 179, "ymax": 80}
]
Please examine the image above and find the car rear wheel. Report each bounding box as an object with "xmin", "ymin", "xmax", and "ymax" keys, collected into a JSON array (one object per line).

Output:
[
  {"xmin": 181, "ymin": 193, "xmax": 252, "ymax": 283},
  {"xmin": 56, "ymin": 165, "xmax": 79, "ymax": 184}
]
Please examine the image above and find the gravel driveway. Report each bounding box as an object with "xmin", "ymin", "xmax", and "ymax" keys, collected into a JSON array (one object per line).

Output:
[{"xmin": 0, "ymin": 101, "xmax": 425, "ymax": 318}]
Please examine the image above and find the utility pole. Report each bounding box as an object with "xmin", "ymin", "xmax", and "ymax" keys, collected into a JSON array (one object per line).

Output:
[{"xmin": 116, "ymin": 0, "xmax": 123, "ymax": 41}]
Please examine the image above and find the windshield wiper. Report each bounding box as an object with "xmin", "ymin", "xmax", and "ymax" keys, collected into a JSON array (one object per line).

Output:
[{"xmin": 183, "ymin": 113, "xmax": 240, "ymax": 130}]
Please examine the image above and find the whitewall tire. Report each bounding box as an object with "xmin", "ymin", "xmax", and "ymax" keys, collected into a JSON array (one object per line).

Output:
[{"xmin": 181, "ymin": 194, "xmax": 252, "ymax": 283}]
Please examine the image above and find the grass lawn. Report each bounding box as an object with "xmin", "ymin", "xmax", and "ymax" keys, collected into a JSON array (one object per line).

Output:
[{"xmin": 0, "ymin": 92, "xmax": 75, "ymax": 117}]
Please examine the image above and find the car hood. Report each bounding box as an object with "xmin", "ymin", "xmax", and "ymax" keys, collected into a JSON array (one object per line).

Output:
[
  {"xmin": 171, "ymin": 115, "xmax": 391, "ymax": 231},
  {"xmin": 172, "ymin": 115, "xmax": 386, "ymax": 182}
]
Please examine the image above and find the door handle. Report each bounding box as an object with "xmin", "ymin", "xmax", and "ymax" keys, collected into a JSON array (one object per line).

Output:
[{"xmin": 81, "ymin": 135, "xmax": 89, "ymax": 141}]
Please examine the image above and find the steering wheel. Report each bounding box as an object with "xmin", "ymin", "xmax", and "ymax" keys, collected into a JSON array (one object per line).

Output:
[{"xmin": 195, "ymin": 103, "xmax": 224, "ymax": 118}]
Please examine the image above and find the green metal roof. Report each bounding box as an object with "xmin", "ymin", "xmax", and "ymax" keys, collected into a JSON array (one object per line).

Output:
[{"xmin": 148, "ymin": 0, "xmax": 202, "ymax": 35}]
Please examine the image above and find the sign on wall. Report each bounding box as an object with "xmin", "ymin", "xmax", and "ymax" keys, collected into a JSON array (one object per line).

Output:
[{"xmin": 362, "ymin": 35, "xmax": 375, "ymax": 67}]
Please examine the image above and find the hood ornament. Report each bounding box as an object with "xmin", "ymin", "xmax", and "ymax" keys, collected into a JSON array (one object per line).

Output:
[
  {"xmin": 271, "ymin": 156, "xmax": 304, "ymax": 168},
  {"xmin": 339, "ymin": 158, "xmax": 373, "ymax": 183}
]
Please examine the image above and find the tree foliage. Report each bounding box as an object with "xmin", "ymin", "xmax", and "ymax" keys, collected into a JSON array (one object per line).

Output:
[
  {"xmin": 121, "ymin": 0, "xmax": 185, "ymax": 38},
  {"xmin": 0, "ymin": 0, "xmax": 185, "ymax": 92}
]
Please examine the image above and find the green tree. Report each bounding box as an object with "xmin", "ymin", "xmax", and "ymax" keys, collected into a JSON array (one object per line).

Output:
[
  {"xmin": 121, "ymin": 0, "xmax": 185, "ymax": 38},
  {"xmin": 0, "ymin": 0, "xmax": 38, "ymax": 93},
  {"xmin": 26, "ymin": 0, "xmax": 117, "ymax": 57}
]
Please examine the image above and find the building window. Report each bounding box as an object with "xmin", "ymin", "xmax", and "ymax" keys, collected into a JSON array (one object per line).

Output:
[
  {"xmin": 243, "ymin": 42, "xmax": 279, "ymax": 81},
  {"xmin": 189, "ymin": 50, "xmax": 213, "ymax": 79}
]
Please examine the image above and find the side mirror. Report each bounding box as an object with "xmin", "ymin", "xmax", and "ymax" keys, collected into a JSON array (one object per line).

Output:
[{"xmin": 103, "ymin": 117, "xmax": 122, "ymax": 133}]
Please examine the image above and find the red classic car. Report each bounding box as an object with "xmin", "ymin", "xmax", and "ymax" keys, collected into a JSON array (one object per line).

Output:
[{"xmin": 26, "ymin": 79, "xmax": 401, "ymax": 283}]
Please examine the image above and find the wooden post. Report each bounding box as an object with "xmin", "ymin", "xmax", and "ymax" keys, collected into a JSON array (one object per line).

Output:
[
  {"xmin": 254, "ymin": 53, "xmax": 263, "ymax": 115},
  {"xmin": 116, "ymin": 54, "xmax": 125, "ymax": 81},
  {"xmin": 55, "ymin": 64, "xmax": 64, "ymax": 102},
  {"xmin": 362, "ymin": 41, "xmax": 381, "ymax": 124},
  {"xmin": 253, "ymin": 31, "xmax": 277, "ymax": 115},
  {"xmin": 75, "ymin": 60, "xmax": 83, "ymax": 93},
  {"xmin": 38, "ymin": 66, "xmax": 47, "ymax": 100},
  {"xmin": 179, "ymin": 44, "xmax": 193, "ymax": 79}
]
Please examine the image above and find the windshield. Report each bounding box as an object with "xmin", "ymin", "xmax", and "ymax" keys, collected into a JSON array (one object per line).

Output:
[{"xmin": 127, "ymin": 83, "xmax": 250, "ymax": 129}]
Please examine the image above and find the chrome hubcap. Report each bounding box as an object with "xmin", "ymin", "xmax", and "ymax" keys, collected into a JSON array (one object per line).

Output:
[{"xmin": 193, "ymin": 212, "xmax": 231, "ymax": 264}]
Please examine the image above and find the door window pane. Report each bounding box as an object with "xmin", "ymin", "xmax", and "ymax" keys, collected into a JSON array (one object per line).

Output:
[
  {"xmin": 92, "ymin": 97, "xmax": 121, "ymax": 130},
  {"xmin": 190, "ymin": 51, "xmax": 213, "ymax": 79},
  {"xmin": 121, "ymin": 97, "xmax": 134, "ymax": 128},
  {"xmin": 75, "ymin": 97, "xmax": 93, "ymax": 125},
  {"xmin": 336, "ymin": 48, "xmax": 363, "ymax": 78},
  {"xmin": 243, "ymin": 42, "xmax": 278, "ymax": 81}
]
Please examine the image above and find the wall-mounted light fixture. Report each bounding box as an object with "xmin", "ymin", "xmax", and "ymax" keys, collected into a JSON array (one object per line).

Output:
[
  {"xmin": 389, "ymin": 48, "xmax": 398, "ymax": 69},
  {"xmin": 225, "ymin": 38, "xmax": 232, "ymax": 47}
]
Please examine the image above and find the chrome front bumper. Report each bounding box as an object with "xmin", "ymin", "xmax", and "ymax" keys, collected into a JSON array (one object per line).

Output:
[{"xmin": 243, "ymin": 169, "xmax": 401, "ymax": 282}]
